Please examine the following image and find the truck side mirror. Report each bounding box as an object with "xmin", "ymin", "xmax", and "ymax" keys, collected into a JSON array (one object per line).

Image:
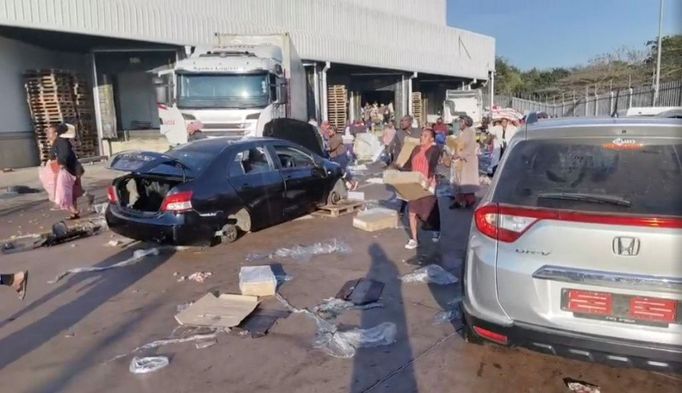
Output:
[
  {"xmin": 153, "ymin": 76, "xmax": 170, "ymax": 105},
  {"xmin": 277, "ymin": 79, "xmax": 288, "ymax": 104}
]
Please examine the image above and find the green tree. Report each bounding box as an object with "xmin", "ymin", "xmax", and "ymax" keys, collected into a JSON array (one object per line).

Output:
[{"xmin": 645, "ymin": 35, "xmax": 682, "ymax": 82}]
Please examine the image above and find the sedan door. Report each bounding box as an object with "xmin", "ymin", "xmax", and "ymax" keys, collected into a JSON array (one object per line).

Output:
[
  {"xmin": 270, "ymin": 143, "xmax": 327, "ymax": 217},
  {"xmin": 227, "ymin": 143, "xmax": 286, "ymax": 229}
]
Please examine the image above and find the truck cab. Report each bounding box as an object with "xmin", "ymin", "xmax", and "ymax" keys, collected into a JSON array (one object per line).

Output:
[{"xmin": 155, "ymin": 34, "xmax": 305, "ymax": 146}]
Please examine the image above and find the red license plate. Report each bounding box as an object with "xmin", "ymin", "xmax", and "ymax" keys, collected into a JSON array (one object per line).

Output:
[
  {"xmin": 630, "ymin": 296, "xmax": 677, "ymax": 323},
  {"xmin": 562, "ymin": 289, "xmax": 679, "ymax": 326},
  {"xmin": 566, "ymin": 290, "xmax": 613, "ymax": 316}
]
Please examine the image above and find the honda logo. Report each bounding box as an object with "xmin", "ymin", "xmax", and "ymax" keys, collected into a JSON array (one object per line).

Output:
[{"xmin": 612, "ymin": 237, "xmax": 640, "ymax": 256}]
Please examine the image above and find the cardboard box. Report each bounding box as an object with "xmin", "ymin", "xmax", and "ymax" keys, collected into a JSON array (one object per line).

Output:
[
  {"xmin": 175, "ymin": 293, "xmax": 259, "ymax": 328},
  {"xmin": 395, "ymin": 136, "xmax": 419, "ymax": 168},
  {"xmin": 239, "ymin": 266, "xmax": 277, "ymax": 297},
  {"xmin": 383, "ymin": 170, "xmax": 434, "ymax": 201},
  {"xmin": 353, "ymin": 208, "xmax": 399, "ymax": 232}
]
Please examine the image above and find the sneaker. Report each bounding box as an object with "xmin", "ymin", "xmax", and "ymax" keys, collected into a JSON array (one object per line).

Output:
[
  {"xmin": 404, "ymin": 239, "xmax": 418, "ymax": 250},
  {"xmin": 432, "ymin": 232, "xmax": 440, "ymax": 242}
]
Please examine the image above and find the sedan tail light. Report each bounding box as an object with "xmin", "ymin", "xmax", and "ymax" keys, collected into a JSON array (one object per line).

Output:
[
  {"xmin": 475, "ymin": 203, "xmax": 682, "ymax": 243},
  {"xmin": 107, "ymin": 186, "xmax": 118, "ymax": 203},
  {"xmin": 160, "ymin": 191, "xmax": 194, "ymax": 213}
]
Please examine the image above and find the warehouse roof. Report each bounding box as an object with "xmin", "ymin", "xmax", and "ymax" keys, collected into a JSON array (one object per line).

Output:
[{"xmin": 0, "ymin": 0, "xmax": 495, "ymax": 80}]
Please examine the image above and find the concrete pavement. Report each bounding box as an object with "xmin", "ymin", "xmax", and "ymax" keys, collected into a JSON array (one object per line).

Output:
[{"xmin": 0, "ymin": 176, "xmax": 679, "ymax": 393}]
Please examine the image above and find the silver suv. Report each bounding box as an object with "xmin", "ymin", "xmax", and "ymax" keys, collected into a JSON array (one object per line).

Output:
[{"xmin": 462, "ymin": 117, "xmax": 682, "ymax": 372}]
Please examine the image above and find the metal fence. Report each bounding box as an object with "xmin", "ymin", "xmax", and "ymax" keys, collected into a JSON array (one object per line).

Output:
[{"xmin": 482, "ymin": 80, "xmax": 682, "ymax": 117}]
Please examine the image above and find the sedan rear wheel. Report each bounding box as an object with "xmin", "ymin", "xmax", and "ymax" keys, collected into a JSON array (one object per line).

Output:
[
  {"xmin": 220, "ymin": 223, "xmax": 240, "ymax": 244},
  {"xmin": 327, "ymin": 179, "xmax": 348, "ymax": 206}
]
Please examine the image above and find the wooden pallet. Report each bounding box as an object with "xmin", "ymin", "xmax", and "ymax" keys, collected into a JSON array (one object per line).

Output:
[{"xmin": 313, "ymin": 200, "xmax": 364, "ymax": 218}]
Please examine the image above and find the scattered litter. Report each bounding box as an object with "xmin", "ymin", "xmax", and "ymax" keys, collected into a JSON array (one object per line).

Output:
[
  {"xmin": 233, "ymin": 308, "xmax": 291, "ymax": 338},
  {"xmin": 176, "ymin": 276, "xmax": 187, "ymax": 282},
  {"xmin": 365, "ymin": 177, "xmax": 384, "ymax": 185},
  {"xmin": 564, "ymin": 378, "xmax": 601, "ymax": 393},
  {"xmin": 70, "ymin": 244, "xmax": 77, "ymax": 248},
  {"xmin": 195, "ymin": 339, "xmax": 217, "ymax": 349},
  {"xmin": 106, "ymin": 239, "xmax": 122, "ymax": 247},
  {"xmin": 239, "ymin": 266, "xmax": 277, "ymax": 296},
  {"xmin": 347, "ymin": 191, "xmax": 365, "ymax": 201},
  {"xmin": 2, "ymin": 168, "xmax": 14, "ymax": 173},
  {"xmin": 399, "ymin": 264, "xmax": 458, "ymax": 285},
  {"xmin": 129, "ymin": 356, "xmax": 169, "ymax": 374},
  {"xmin": 276, "ymin": 294, "xmax": 393, "ymax": 359},
  {"xmin": 247, "ymin": 239, "xmax": 351, "ymax": 262},
  {"xmin": 134, "ymin": 333, "xmax": 218, "ymax": 353},
  {"xmin": 187, "ymin": 271, "xmax": 212, "ymax": 283},
  {"xmin": 269, "ymin": 263, "xmax": 293, "ymax": 286},
  {"xmin": 336, "ymin": 278, "xmax": 384, "ymax": 305},
  {"xmin": 353, "ymin": 208, "xmax": 398, "ymax": 232},
  {"xmin": 175, "ymin": 293, "xmax": 259, "ymax": 328},
  {"xmin": 64, "ymin": 332, "xmax": 75, "ymax": 338},
  {"xmin": 172, "ymin": 271, "xmax": 179, "ymax": 277},
  {"xmin": 48, "ymin": 248, "xmax": 161, "ymax": 284}
]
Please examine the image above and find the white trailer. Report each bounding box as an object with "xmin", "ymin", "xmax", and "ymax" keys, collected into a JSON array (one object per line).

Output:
[
  {"xmin": 155, "ymin": 33, "xmax": 307, "ymax": 145},
  {"xmin": 442, "ymin": 89, "xmax": 483, "ymax": 125}
]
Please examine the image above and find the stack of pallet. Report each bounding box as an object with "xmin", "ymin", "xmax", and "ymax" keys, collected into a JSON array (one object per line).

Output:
[
  {"xmin": 411, "ymin": 92, "xmax": 424, "ymax": 127},
  {"xmin": 327, "ymin": 85, "xmax": 348, "ymax": 131},
  {"xmin": 71, "ymin": 75, "xmax": 98, "ymax": 159},
  {"xmin": 24, "ymin": 70, "xmax": 99, "ymax": 163}
]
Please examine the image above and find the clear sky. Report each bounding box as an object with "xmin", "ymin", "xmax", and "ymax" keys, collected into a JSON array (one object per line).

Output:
[{"xmin": 447, "ymin": 0, "xmax": 682, "ymax": 70}]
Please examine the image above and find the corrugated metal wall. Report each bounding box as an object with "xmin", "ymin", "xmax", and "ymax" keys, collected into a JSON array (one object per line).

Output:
[{"xmin": 0, "ymin": 0, "xmax": 494, "ymax": 79}]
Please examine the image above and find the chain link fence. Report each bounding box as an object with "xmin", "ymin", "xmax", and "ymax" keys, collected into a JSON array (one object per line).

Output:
[{"xmin": 482, "ymin": 80, "xmax": 682, "ymax": 117}]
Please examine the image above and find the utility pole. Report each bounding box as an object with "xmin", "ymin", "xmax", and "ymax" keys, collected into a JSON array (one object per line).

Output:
[{"xmin": 653, "ymin": 0, "xmax": 664, "ymax": 105}]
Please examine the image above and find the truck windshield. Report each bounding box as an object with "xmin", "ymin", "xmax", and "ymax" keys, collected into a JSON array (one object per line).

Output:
[{"xmin": 177, "ymin": 73, "xmax": 270, "ymax": 109}]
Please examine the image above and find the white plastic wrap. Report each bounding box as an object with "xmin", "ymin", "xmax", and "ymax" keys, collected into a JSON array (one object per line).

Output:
[
  {"xmin": 399, "ymin": 264, "xmax": 458, "ymax": 285},
  {"xmin": 247, "ymin": 239, "xmax": 351, "ymax": 262},
  {"xmin": 129, "ymin": 356, "xmax": 169, "ymax": 374},
  {"xmin": 49, "ymin": 248, "xmax": 160, "ymax": 284},
  {"xmin": 239, "ymin": 265, "xmax": 277, "ymax": 296}
]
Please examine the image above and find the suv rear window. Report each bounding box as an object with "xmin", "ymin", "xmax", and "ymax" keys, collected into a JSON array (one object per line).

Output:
[{"xmin": 493, "ymin": 138, "xmax": 682, "ymax": 217}]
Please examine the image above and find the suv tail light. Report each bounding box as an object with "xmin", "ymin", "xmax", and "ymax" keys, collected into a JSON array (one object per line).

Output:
[
  {"xmin": 160, "ymin": 191, "xmax": 193, "ymax": 213},
  {"xmin": 107, "ymin": 186, "xmax": 118, "ymax": 203},
  {"xmin": 474, "ymin": 203, "xmax": 682, "ymax": 243},
  {"xmin": 474, "ymin": 204, "xmax": 540, "ymax": 243}
]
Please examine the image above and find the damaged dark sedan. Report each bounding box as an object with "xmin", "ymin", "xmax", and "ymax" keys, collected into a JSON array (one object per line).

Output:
[{"xmin": 105, "ymin": 136, "xmax": 346, "ymax": 245}]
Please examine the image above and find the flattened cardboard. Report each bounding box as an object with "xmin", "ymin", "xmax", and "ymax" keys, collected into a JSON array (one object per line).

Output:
[{"xmin": 175, "ymin": 293, "xmax": 259, "ymax": 328}]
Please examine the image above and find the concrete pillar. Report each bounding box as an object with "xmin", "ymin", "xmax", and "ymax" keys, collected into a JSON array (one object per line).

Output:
[{"xmin": 321, "ymin": 62, "xmax": 330, "ymax": 121}]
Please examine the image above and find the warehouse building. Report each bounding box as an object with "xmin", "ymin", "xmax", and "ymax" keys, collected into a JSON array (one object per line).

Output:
[{"xmin": 0, "ymin": 0, "xmax": 495, "ymax": 168}]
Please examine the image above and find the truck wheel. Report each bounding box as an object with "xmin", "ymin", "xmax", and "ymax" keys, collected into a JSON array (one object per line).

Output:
[
  {"xmin": 327, "ymin": 179, "xmax": 348, "ymax": 206},
  {"xmin": 220, "ymin": 223, "xmax": 240, "ymax": 244}
]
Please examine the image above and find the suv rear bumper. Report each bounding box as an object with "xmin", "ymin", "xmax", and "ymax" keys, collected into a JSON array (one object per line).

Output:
[{"xmin": 464, "ymin": 307, "xmax": 682, "ymax": 373}]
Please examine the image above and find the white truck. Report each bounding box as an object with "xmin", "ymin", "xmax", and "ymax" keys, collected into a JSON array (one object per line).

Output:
[
  {"xmin": 154, "ymin": 33, "xmax": 307, "ymax": 145},
  {"xmin": 442, "ymin": 89, "xmax": 483, "ymax": 125}
]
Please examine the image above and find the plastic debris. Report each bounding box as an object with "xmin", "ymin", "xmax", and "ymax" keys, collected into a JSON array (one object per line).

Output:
[
  {"xmin": 348, "ymin": 164, "xmax": 368, "ymax": 173},
  {"xmin": 187, "ymin": 271, "xmax": 212, "ymax": 283},
  {"xmin": 365, "ymin": 178, "xmax": 384, "ymax": 185},
  {"xmin": 195, "ymin": 339, "xmax": 217, "ymax": 349},
  {"xmin": 106, "ymin": 239, "xmax": 122, "ymax": 247},
  {"xmin": 399, "ymin": 264, "xmax": 458, "ymax": 285},
  {"xmin": 134, "ymin": 333, "xmax": 218, "ymax": 353},
  {"xmin": 317, "ymin": 322, "xmax": 397, "ymax": 358},
  {"xmin": 275, "ymin": 294, "xmax": 392, "ymax": 358},
  {"xmin": 176, "ymin": 302, "xmax": 192, "ymax": 313},
  {"xmin": 129, "ymin": 356, "xmax": 169, "ymax": 374},
  {"xmin": 564, "ymin": 378, "xmax": 601, "ymax": 393},
  {"xmin": 49, "ymin": 248, "xmax": 161, "ymax": 283},
  {"xmin": 92, "ymin": 203, "xmax": 108, "ymax": 215},
  {"xmin": 247, "ymin": 239, "xmax": 351, "ymax": 262},
  {"xmin": 433, "ymin": 308, "xmax": 461, "ymax": 325}
]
